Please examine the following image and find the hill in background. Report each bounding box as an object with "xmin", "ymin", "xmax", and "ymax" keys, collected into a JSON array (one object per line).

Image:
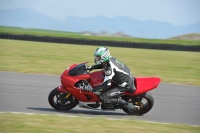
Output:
[
  {"xmin": 0, "ymin": 8, "xmax": 200, "ymax": 39},
  {"xmin": 168, "ymin": 33, "xmax": 200, "ymax": 41},
  {"xmin": 80, "ymin": 31, "xmax": 200, "ymax": 41}
]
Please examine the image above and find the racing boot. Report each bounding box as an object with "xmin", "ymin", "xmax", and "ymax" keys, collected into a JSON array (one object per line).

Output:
[
  {"xmin": 117, "ymin": 98, "xmax": 138, "ymax": 111},
  {"xmin": 125, "ymin": 102, "xmax": 138, "ymax": 111}
]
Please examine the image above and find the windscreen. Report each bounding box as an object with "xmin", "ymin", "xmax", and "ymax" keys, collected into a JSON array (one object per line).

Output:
[{"xmin": 68, "ymin": 63, "xmax": 88, "ymax": 76}]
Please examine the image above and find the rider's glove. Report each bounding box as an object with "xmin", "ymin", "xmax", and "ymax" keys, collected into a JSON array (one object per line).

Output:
[{"xmin": 85, "ymin": 65, "xmax": 93, "ymax": 71}]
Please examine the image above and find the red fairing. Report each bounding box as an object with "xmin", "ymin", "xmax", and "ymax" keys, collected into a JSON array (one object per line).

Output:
[
  {"xmin": 59, "ymin": 64, "xmax": 100, "ymax": 102},
  {"xmin": 57, "ymin": 85, "xmax": 67, "ymax": 92},
  {"xmin": 89, "ymin": 71, "xmax": 104, "ymax": 87}
]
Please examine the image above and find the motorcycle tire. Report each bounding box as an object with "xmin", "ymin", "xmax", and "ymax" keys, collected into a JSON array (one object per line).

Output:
[
  {"xmin": 122, "ymin": 92, "xmax": 154, "ymax": 115},
  {"xmin": 48, "ymin": 88, "xmax": 79, "ymax": 110}
]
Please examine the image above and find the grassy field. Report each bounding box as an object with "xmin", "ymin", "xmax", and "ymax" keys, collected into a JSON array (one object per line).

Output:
[
  {"xmin": 1, "ymin": 26, "xmax": 200, "ymax": 45},
  {"xmin": 0, "ymin": 39, "xmax": 200, "ymax": 86},
  {"xmin": 0, "ymin": 113, "xmax": 199, "ymax": 133}
]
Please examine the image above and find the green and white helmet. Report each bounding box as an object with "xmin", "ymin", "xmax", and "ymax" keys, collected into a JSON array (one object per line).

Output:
[{"xmin": 94, "ymin": 47, "xmax": 110, "ymax": 65}]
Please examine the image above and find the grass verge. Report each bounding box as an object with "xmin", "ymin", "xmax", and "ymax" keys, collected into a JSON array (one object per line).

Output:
[
  {"xmin": 0, "ymin": 39, "xmax": 200, "ymax": 86},
  {"xmin": 1, "ymin": 26, "xmax": 200, "ymax": 45},
  {"xmin": 0, "ymin": 113, "xmax": 199, "ymax": 133}
]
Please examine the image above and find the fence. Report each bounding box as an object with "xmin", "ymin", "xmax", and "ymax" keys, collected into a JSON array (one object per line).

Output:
[{"xmin": 0, "ymin": 33, "xmax": 199, "ymax": 52}]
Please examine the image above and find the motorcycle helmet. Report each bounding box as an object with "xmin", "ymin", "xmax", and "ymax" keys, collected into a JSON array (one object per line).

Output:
[{"xmin": 94, "ymin": 47, "xmax": 110, "ymax": 65}]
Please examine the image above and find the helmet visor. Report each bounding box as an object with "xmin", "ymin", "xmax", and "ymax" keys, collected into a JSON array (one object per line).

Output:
[
  {"xmin": 94, "ymin": 56, "xmax": 101, "ymax": 61},
  {"xmin": 94, "ymin": 56, "xmax": 101, "ymax": 64}
]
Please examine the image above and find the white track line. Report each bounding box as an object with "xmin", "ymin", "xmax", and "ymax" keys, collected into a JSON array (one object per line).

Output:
[{"xmin": 0, "ymin": 111, "xmax": 199, "ymax": 127}]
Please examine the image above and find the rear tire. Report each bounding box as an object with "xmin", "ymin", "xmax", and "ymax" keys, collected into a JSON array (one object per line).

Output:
[
  {"xmin": 48, "ymin": 88, "xmax": 78, "ymax": 110},
  {"xmin": 122, "ymin": 92, "xmax": 154, "ymax": 115}
]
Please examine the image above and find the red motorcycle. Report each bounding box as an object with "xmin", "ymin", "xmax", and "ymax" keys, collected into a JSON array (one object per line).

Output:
[{"xmin": 48, "ymin": 62, "xmax": 161, "ymax": 115}]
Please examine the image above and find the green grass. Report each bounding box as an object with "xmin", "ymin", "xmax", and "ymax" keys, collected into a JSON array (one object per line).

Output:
[
  {"xmin": 1, "ymin": 26, "xmax": 200, "ymax": 45},
  {"xmin": 0, "ymin": 26, "xmax": 80, "ymax": 37},
  {"xmin": 0, "ymin": 39, "xmax": 200, "ymax": 86},
  {"xmin": 0, "ymin": 113, "xmax": 199, "ymax": 133}
]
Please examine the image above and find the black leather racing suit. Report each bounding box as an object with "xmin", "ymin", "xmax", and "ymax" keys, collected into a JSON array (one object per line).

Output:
[{"xmin": 91, "ymin": 56, "xmax": 136, "ymax": 108}]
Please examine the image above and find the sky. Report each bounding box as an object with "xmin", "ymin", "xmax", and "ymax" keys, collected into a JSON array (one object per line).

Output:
[{"xmin": 0, "ymin": 0, "xmax": 200, "ymax": 26}]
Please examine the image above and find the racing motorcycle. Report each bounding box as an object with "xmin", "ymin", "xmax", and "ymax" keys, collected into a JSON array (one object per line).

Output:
[{"xmin": 48, "ymin": 62, "xmax": 161, "ymax": 115}]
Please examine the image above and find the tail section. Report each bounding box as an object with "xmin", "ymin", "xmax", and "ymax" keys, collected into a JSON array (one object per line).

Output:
[{"xmin": 133, "ymin": 77, "xmax": 161, "ymax": 95}]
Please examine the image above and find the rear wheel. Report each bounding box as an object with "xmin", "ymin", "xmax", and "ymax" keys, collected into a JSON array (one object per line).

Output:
[
  {"xmin": 48, "ymin": 88, "xmax": 78, "ymax": 110},
  {"xmin": 122, "ymin": 92, "xmax": 154, "ymax": 115}
]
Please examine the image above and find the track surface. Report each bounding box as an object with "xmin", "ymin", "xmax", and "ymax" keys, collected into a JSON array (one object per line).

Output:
[{"xmin": 0, "ymin": 72, "xmax": 200, "ymax": 126}]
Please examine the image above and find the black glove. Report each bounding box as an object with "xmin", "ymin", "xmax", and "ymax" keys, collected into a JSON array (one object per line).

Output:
[{"xmin": 85, "ymin": 65, "xmax": 93, "ymax": 71}]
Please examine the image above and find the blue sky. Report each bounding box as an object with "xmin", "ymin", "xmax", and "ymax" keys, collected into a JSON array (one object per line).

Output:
[{"xmin": 1, "ymin": 0, "xmax": 200, "ymax": 26}]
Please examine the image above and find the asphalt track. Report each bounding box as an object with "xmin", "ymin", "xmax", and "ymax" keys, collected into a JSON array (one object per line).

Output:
[{"xmin": 0, "ymin": 72, "xmax": 200, "ymax": 126}]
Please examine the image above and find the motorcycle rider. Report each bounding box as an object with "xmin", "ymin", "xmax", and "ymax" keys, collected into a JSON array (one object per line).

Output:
[{"xmin": 85, "ymin": 47, "xmax": 137, "ymax": 111}]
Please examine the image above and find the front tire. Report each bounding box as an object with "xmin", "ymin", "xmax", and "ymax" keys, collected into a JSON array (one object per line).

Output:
[
  {"xmin": 122, "ymin": 92, "xmax": 154, "ymax": 115},
  {"xmin": 48, "ymin": 88, "xmax": 78, "ymax": 110}
]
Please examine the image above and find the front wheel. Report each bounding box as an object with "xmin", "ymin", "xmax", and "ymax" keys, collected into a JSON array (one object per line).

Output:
[
  {"xmin": 122, "ymin": 92, "xmax": 154, "ymax": 115},
  {"xmin": 48, "ymin": 88, "xmax": 78, "ymax": 110}
]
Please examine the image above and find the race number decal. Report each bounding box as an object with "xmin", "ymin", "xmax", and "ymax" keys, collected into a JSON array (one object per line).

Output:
[{"xmin": 105, "ymin": 70, "xmax": 112, "ymax": 76}]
